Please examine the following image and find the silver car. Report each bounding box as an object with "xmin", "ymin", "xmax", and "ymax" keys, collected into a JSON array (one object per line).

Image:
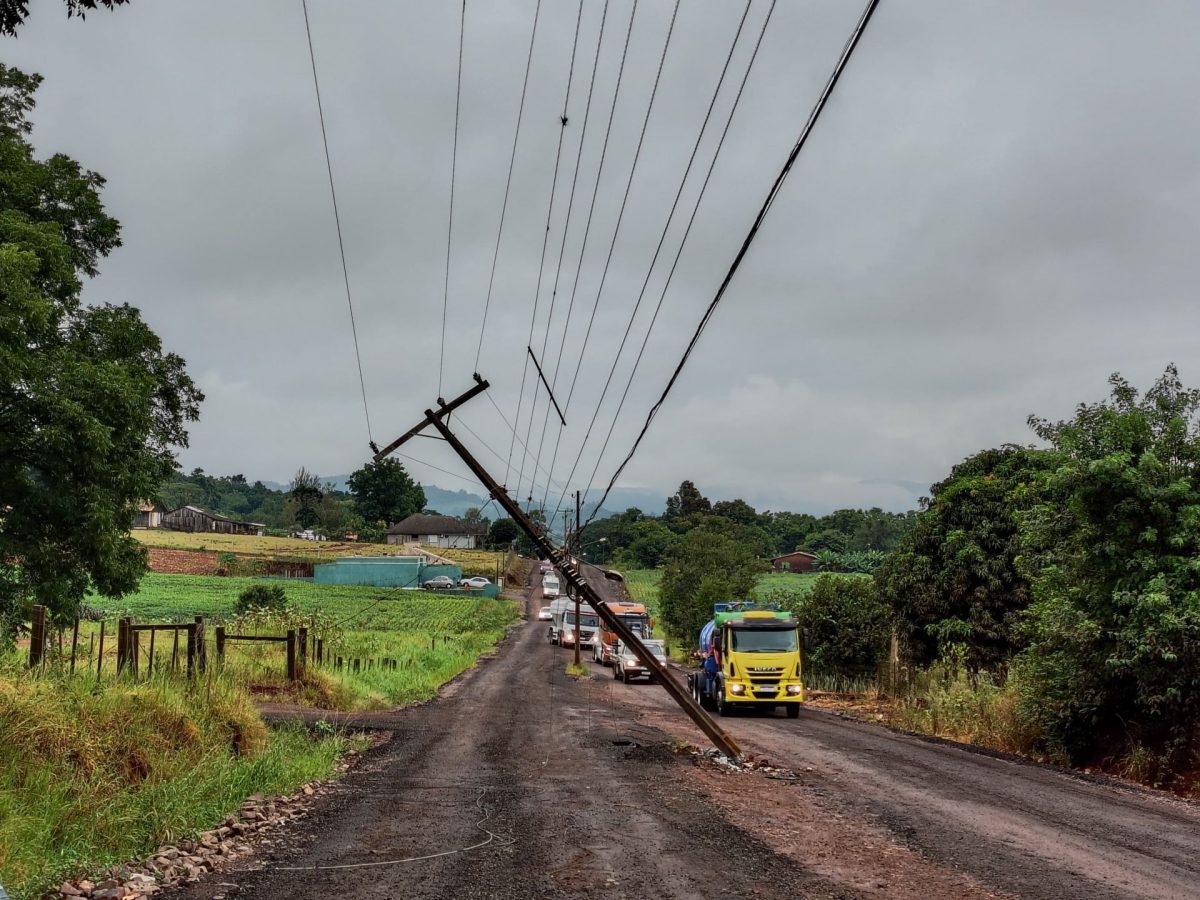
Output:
[{"xmin": 612, "ymin": 638, "xmax": 667, "ymax": 684}]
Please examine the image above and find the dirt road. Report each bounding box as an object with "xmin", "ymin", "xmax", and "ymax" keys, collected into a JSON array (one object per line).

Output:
[{"xmin": 174, "ymin": 574, "xmax": 1200, "ymax": 899}]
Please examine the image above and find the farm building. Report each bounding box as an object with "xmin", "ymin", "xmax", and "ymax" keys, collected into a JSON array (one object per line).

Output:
[
  {"xmin": 133, "ymin": 501, "xmax": 167, "ymax": 529},
  {"xmin": 771, "ymin": 550, "xmax": 819, "ymax": 573},
  {"xmin": 387, "ymin": 513, "xmax": 485, "ymax": 549},
  {"xmin": 161, "ymin": 505, "xmax": 265, "ymax": 536}
]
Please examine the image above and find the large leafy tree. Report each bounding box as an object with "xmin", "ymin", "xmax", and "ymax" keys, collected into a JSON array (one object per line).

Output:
[
  {"xmin": 875, "ymin": 445, "xmax": 1053, "ymax": 667},
  {"xmin": 287, "ymin": 467, "xmax": 324, "ymax": 530},
  {"xmin": 0, "ymin": 65, "xmax": 201, "ymax": 628},
  {"xmin": 1, "ymin": 0, "xmax": 129, "ymax": 37},
  {"xmin": 347, "ymin": 458, "xmax": 425, "ymax": 528},
  {"xmin": 659, "ymin": 529, "xmax": 763, "ymax": 643},
  {"xmin": 1018, "ymin": 366, "xmax": 1200, "ymax": 775}
]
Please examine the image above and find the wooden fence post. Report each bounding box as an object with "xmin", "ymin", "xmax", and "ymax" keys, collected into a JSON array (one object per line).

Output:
[
  {"xmin": 69, "ymin": 617, "xmax": 80, "ymax": 675},
  {"xmin": 186, "ymin": 623, "xmax": 198, "ymax": 678},
  {"xmin": 116, "ymin": 617, "xmax": 129, "ymax": 674},
  {"xmin": 298, "ymin": 627, "xmax": 308, "ymax": 672},
  {"xmin": 194, "ymin": 616, "xmax": 206, "ymax": 674},
  {"xmin": 96, "ymin": 620, "xmax": 105, "ymax": 681},
  {"xmin": 317, "ymin": 638, "xmax": 324, "ymax": 665},
  {"xmin": 131, "ymin": 624, "xmax": 140, "ymax": 679},
  {"xmin": 28, "ymin": 605, "xmax": 47, "ymax": 670},
  {"xmin": 215, "ymin": 626, "xmax": 226, "ymax": 667},
  {"xmin": 286, "ymin": 629, "xmax": 297, "ymax": 681},
  {"xmin": 171, "ymin": 627, "xmax": 180, "ymax": 672},
  {"xmin": 148, "ymin": 628, "xmax": 156, "ymax": 677}
]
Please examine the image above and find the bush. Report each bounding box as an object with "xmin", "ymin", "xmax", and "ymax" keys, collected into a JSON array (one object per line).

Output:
[
  {"xmin": 795, "ymin": 575, "xmax": 890, "ymax": 677},
  {"xmin": 234, "ymin": 584, "xmax": 287, "ymax": 616}
]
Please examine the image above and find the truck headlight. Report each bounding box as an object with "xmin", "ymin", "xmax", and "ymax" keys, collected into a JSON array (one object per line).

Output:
[
  {"xmin": 786, "ymin": 685, "xmax": 802, "ymax": 695},
  {"xmin": 729, "ymin": 684, "xmax": 746, "ymax": 695}
]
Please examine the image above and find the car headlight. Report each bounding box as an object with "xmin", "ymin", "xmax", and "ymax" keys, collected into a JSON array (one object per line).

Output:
[
  {"xmin": 729, "ymin": 684, "xmax": 746, "ymax": 695},
  {"xmin": 623, "ymin": 657, "xmax": 639, "ymax": 667},
  {"xmin": 786, "ymin": 685, "xmax": 802, "ymax": 695}
]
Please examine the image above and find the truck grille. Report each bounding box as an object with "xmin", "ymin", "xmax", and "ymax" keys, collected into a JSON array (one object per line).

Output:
[{"xmin": 747, "ymin": 666, "xmax": 784, "ymax": 684}]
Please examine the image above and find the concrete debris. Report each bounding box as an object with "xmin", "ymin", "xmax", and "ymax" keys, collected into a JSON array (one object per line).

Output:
[
  {"xmin": 55, "ymin": 737, "xmax": 380, "ymax": 899},
  {"xmin": 697, "ymin": 747, "xmax": 800, "ymax": 780}
]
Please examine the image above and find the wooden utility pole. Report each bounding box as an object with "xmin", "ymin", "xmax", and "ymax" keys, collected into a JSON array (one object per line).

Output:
[
  {"xmin": 373, "ymin": 377, "xmax": 741, "ymax": 758},
  {"xmin": 572, "ymin": 490, "xmax": 582, "ymax": 667}
]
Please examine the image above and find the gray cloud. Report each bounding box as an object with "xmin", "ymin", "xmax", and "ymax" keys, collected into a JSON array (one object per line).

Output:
[{"xmin": 7, "ymin": 0, "xmax": 1199, "ymax": 514}]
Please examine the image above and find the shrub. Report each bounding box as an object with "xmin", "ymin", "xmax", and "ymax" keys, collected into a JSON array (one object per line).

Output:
[
  {"xmin": 234, "ymin": 584, "xmax": 287, "ymax": 616},
  {"xmin": 795, "ymin": 575, "xmax": 890, "ymax": 677}
]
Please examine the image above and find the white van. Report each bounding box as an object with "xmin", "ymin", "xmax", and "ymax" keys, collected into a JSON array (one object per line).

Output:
[{"xmin": 541, "ymin": 573, "xmax": 560, "ymax": 599}]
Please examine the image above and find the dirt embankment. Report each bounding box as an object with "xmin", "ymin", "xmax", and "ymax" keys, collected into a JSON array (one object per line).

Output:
[{"xmin": 146, "ymin": 548, "xmax": 313, "ymax": 578}]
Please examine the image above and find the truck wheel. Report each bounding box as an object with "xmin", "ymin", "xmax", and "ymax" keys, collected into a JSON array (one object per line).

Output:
[
  {"xmin": 716, "ymin": 687, "xmax": 730, "ymax": 717},
  {"xmin": 786, "ymin": 704, "xmax": 800, "ymax": 719}
]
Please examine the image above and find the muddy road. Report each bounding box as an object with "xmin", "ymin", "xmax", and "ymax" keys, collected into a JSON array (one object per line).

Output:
[{"xmin": 175, "ymin": 574, "xmax": 1200, "ymax": 899}]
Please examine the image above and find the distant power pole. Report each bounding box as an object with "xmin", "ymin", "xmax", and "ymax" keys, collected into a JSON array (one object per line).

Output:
[{"xmin": 573, "ymin": 489, "xmax": 582, "ymax": 667}]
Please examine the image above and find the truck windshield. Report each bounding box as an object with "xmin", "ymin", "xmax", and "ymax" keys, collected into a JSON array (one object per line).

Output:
[
  {"xmin": 566, "ymin": 613, "xmax": 599, "ymax": 627},
  {"xmin": 730, "ymin": 628, "xmax": 798, "ymax": 653},
  {"xmin": 619, "ymin": 614, "xmax": 649, "ymax": 634}
]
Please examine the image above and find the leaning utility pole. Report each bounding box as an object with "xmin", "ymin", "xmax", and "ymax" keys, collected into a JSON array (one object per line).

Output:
[
  {"xmin": 373, "ymin": 376, "xmax": 741, "ymax": 758},
  {"xmin": 571, "ymin": 489, "xmax": 582, "ymax": 667}
]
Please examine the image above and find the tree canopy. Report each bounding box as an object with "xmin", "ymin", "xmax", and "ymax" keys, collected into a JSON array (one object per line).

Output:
[
  {"xmin": 1, "ymin": 0, "xmax": 129, "ymax": 37},
  {"xmin": 347, "ymin": 458, "xmax": 425, "ymax": 528},
  {"xmin": 0, "ymin": 65, "xmax": 201, "ymax": 627},
  {"xmin": 658, "ymin": 529, "xmax": 763, "ymax": 643}
]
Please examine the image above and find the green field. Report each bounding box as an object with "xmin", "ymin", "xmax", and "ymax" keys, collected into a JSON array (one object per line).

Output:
[{"xmin": 66, "ymin": 574, "xmax": 520, "ymax": 710}]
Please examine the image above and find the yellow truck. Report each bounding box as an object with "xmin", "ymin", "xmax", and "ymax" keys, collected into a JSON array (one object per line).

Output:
[{"xmin": 688, "ymin": 604, "xmax": 803, "ymax": 718}]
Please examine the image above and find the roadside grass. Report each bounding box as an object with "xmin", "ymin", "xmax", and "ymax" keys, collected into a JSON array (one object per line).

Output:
[
  {"xmin": 565, "ymin": 662, "xmax": 590, "ymax": 678},
  {"xmin": 0, "ymin": 668, "xmax": 354, "ymax": 900},
  {"xmin": 66, "ymin": 574, "xmax": 521, "ymax": 710}
]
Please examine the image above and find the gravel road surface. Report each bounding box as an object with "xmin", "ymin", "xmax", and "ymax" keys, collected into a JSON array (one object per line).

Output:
[{"xmin": 169, "ymin": 568, "xmax": 1200, "ymax": 899}]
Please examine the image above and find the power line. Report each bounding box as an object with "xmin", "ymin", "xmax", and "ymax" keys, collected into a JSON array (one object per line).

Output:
[
  {"xmin": 473, "ymin": 0, "xmax": 544, "ymax": 371},
  {"xmin": 571, "ymin": 0, "xmax": 775, "ymax": 512},
  {"xmin": 509, "ymin": 0, "xmax": 612, "ymax": 499},
  {"xmin": 504, "ymin": 0, "xmax": 588, "ymax": 489},
  {"xmin": 543, "ymin": 0, "xmax": 745, "ymax": 513},
  {"xmin": 531, "ymin": 0, "xmax": 681, "ymax": 511},
  {"xmin": 300, "ymin": 0, "xmax": 374, "ymax": 448},
  {"xmin": 583, "ymin": 0, "xmax": 884, "ymax": 530},
  {"xmin": 516, "ymin": 0, "xmax": 635, "ymax": 503},
  {"xmin": 439, "ymin": 0, "xmax": 467, "ymax": 400}
]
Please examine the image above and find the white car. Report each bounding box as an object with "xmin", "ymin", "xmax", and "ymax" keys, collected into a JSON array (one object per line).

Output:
[
  {"xmin": 537, "ymin": 606, "xmax": 554, "ymax": 622},
  {"xmin": 459, "ymin": 576, "xmax": 491, "ymax": 590}
]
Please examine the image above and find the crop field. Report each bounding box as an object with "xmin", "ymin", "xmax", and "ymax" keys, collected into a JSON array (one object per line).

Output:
[
  {"xmin": 62, "ymin": 574, "xmax": 521, "ymax": 709},
  {"xmin": 130, "ymin": 529, "xmax": 390, "ymax": 557}
]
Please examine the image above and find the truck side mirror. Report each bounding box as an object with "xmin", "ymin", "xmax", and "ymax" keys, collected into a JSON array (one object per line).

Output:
[{"xmin": 802, "ymin": 628, "xmax": 812, "ymax": 652}]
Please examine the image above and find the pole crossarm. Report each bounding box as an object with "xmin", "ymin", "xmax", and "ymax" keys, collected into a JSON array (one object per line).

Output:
[
  {"xmin": 527, "ymin": 346, "xmax": 567, "ymax": 427},
  {"xmin": 372, "ymin": 374, "xmax": 491, "ymax": 461},
  {"xmin": 384, "ymin": 392, "xmax": 741, "ymax": 759}
]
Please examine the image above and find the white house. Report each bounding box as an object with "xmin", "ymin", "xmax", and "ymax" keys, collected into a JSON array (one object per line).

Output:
[{"xmin": 386, "ymin": 514, "xmax": 484, "ymax": 549}]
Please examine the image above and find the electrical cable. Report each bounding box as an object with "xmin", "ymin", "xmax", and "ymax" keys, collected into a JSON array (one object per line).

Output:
[
  {"xmin": 531, "ymin": 0, "xmax": 682, "ymax": 511},
  {"xmin": 473, "ymin": 0, "xmax": 544, "ymax": 371},
  {"xmin": 570, "ymin": 0, "xmax": 775, "ymax": 512},
  {"xmin": 515, "ymin": 0, "xmax": 633, "ymax": 504},
  {"xmin": 582, "ymin": 0, "xmax": 883, "ymax": 530},
  {"xmin": 439, "ymin": 0, "xmax": 467, "ymax": 400},
  {"xmin": 540, "ymin": 0, "xmax": 751, "ymax": 513},
  {"xmin": 300, "ymin": 0, "xmax": 374, "ymax": 448},
  {"xmin": 504, "ymin": 0, "xmax": 587, "ymax": 489}
]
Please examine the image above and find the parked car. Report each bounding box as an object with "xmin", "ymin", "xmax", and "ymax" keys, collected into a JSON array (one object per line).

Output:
[
  {"xmin": 422, "ymin": 575, "xmax": 455, "ymax": 591},
  {"xmin": 459, "ymin": 576, "xmax": 491, "ymax": 590},
  {"xmin": 537, "ymin": 606, "xmax": 554, "ymax": 622},
  {"xmin": 612, "ymin": 638, "xmax": 667, "ymax": 684}
]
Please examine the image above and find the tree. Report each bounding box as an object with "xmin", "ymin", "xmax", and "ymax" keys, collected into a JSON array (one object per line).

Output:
[
  {"xmin": 347, "ymin": 458, "xmax": 425, "ymax": 527},
  {"xmin": 1, "ymin": 1, "xmax": 129, "ymax": 37},
  {"xmin": 711, "ymin": 498, "xmax": 760, "ymax": 526},
  {"xmin": 664, "ymin": 480, "xmax": 711, "ymax": 521},
  {"xmin": 659, "ymin": 530, "xmax": 763, "ymax": 642},
  {"xmin": 288, "ymin": 467, "xmax": 324, "ymax": 530},
  {"xmin": 875, "ymin": 445, "xmax": 1053, "ymax": 668},
  {"xmin": 796, "ymin": 575, "xmax": 890, "ymax": 676},
  {"xmin": 462, "ymin": 506, "xmax": 491, "ymax": 530},
  {"xmin": 0, "ymin": 65, "xmax": 201, "ymax": 629},
  {"xmin": 487, "ymin": 517, "xmax": 519, "ymax": 549},
  {"xmin": 1017, "ymin": 366, "xmax": 1200, "ymax": 776},
  {"xmin": 625, "ymin": 519, "xmax": 679, "ymax": 568}
]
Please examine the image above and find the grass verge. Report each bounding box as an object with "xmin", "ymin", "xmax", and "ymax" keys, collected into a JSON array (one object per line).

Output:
[{"xmin": 0, "ymin": 670, "xmax": 353, "ymax": 899}]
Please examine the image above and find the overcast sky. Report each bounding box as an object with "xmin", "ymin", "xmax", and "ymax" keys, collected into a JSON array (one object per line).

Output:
[{"xmin": 6, "ymin": 0, "xmax": 1198, "ymax": 514}]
